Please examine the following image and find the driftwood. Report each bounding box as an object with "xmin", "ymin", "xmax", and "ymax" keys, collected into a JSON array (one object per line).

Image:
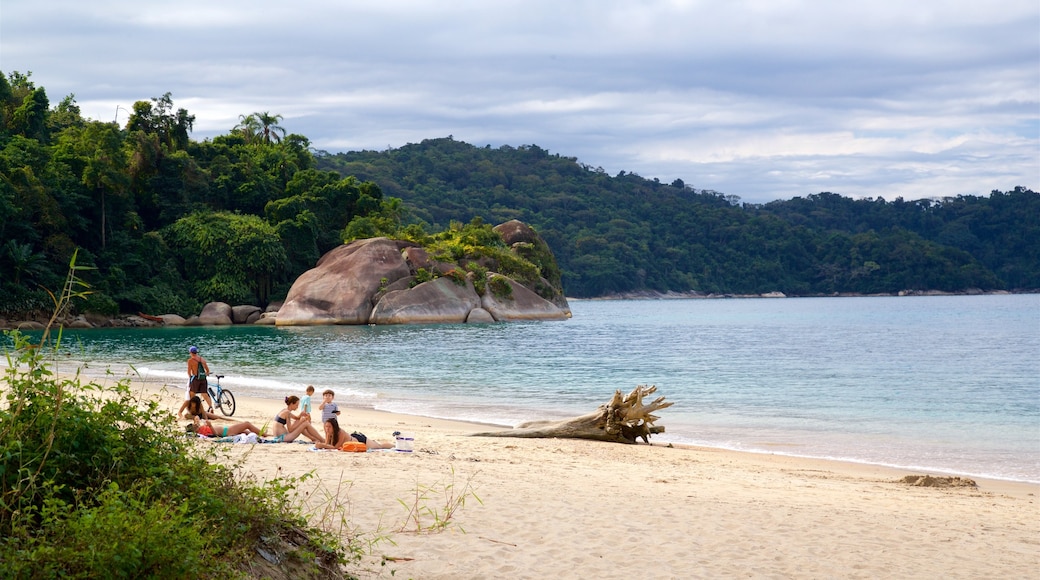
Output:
[{"xmin": 471, "ymin": 384, "xmax": 673, "ymax": 444}]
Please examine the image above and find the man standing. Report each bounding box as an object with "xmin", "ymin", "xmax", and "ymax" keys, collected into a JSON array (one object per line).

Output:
[{"xmin": 187, "ymin": 345, "xmax": 214, "ymax": 412}]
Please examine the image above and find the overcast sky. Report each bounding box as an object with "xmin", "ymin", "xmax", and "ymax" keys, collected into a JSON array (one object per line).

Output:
[{"xmin": 3, "ymin": 0, "xmax": 1037, "ymax": 203}]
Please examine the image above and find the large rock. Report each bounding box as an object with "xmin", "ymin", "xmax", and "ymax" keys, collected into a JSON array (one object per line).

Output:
[
  {"xmin": 232, "ymin": 305, "xmax": 262, "ymax": 324},
  {"xmin": 277, "ymin": 238, "xmax": 412, "ymax": 325},
  {"xmin": 198, "ymin": 302, "xmax": 233, "ymax": 325},
  {"xmin": 481, "ymin": 274, "xmax": 570, "ymax": 321},
  {"xmin": 275, "ymin": 222, "xmax": 572, "ymax": 326},
  {"xmin": 161, "ymin": 314, "xmax": 187, "ymax": 326},
  {"xmin": 370, "ymin": 277, "xmax": 482, "ymax": 324}
]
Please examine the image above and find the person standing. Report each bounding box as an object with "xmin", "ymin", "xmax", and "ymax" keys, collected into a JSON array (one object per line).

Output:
[
  {"xmin": 300, "ymin": 385, "xmax": 315, "ymax": 420},
  {"xmin": 318, "ymin": 389, "xmax": 340, "ymax": 426},
  {"xmin": 187, "ymin": 345, "xmax": 214, "ymax": 412}
]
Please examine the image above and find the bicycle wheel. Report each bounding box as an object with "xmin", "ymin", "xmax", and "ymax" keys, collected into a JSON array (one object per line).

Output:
[{"xmin": 218, "ymin": 390, "xmax": 236, "ymax": 416}]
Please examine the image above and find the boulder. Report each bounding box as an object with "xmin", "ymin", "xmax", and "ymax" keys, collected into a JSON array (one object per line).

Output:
[
  {"xmin": 494, "ymin": 219, "xmax": 539, "ymax": 246},
  {"xmin": 466, "ymin": 308, "xmax": 496, "ymax": 323},
  {"xmin": 198, "ymin": 302, "xmax": 233, "ymax": 325},
  {"xmin": 232, "ymin": 305, "xmax": 262, "ymax": 324},
  {"xmin": 161, "ymin": 314, "xmax": 187, "ymax": 326},
  {"xmin": 371, "ymin": 276, "xmax": 415, "ymax": 306},
  {"xmin": 254, "ymin": 312, "xmax": 277, "ymax": 325},
  {"xmin": 481, "ymin": 274, "xmax": 570, "ymax": 321},
  {"xmin": 67, "ymin": 316, "xmax": 93, "ymax": 329},
  {"xmin": 402, "ymin": 246, "xmax": 432, "ymax": 271},
  {"xmin": 277, "ymin": 238, "xmax": 412, "ymax": 326},
  {"xmin": 265, "ymin": 300, "xmax": 283, "ymax": 313},
  {"xmin": 370, "ymin": 277, "xmax": 481, "ymax": 324}
]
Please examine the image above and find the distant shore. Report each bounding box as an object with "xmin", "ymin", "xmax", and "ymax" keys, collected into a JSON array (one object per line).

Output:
[
  {"xmin": 585, "ymin": 288, "xmax": 1030, "ymax": 300},
  {"xmin": 2, "ymin": 288, "xmax": 1035, "ymax": 331}
]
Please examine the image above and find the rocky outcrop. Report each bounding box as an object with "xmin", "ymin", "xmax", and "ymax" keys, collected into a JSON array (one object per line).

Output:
[
  {"xmin": 276, "ymin": 223, "xmax": 571, "ymax": 326},
  {"xmin": 276, "ymin": 238, "xmax": 413, "ymax": 326}
]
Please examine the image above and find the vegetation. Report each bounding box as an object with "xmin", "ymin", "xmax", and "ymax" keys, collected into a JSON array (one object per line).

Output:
[
  {"xmin": 0, "ymin": 71, "xmax": 387, "ymax": 318},
  {"xmin": 0, "ymin": 260, "xmax": 354, "ymax": 578},
  {"xmin": 1, "ymin": 70, "xmax": 1036, "ymax": 319},
  {"xmin": 319, "ymin": 138, "xmax": 1039, "ymax": 297}
]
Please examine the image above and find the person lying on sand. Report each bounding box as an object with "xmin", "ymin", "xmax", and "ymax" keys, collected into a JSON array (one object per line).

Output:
[
  {"xmin": 188, "ymin": 416, "xmax": 264, "ymax": 439},
  {"xmin": 313, "ymin": 417, "xmax": 395, "ymax": 450}
]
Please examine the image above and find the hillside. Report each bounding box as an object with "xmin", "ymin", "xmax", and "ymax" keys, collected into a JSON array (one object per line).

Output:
[{"xmin": 316, "ymin": 137, "xmax": 1039, "ymax": 297}]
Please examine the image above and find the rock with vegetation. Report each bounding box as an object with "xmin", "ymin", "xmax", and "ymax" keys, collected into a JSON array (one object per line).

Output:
[{"xmin": 278, "ymin": 220, "xmax": 570, "ymax": 325}]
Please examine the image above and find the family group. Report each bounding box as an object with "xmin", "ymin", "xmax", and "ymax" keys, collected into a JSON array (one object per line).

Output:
[{"xmin": 177, "ymin": 346, "xmax": 393, "ymax": 450}]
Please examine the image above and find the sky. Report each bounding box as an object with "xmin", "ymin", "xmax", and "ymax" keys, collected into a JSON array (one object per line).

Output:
[{"xmin": 2, "ymin": 0, "xmax": 1037, "ymax": 204}]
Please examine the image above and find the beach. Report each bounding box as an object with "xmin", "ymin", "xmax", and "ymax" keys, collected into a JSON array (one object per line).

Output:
[{"xmin": 118, "ymin": 372, "xmax": 1039, "ymax": 579}]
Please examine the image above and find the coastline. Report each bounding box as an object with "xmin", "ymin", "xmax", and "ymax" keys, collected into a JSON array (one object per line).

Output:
[
  {"xmin": 54, "ymin": 365, "xmax": 1039, "ymax": 577},
  {"xmin": 1, "ymin": 353, "xmax": 1035, "ymax": 578}
]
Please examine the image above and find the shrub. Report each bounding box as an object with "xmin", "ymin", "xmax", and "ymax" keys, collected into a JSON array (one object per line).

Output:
[
  {"xmin": 0, "ymin": 256, "xmax": 355, "ymax": 579},
  {"xmin": 489, "ymin": 276, "xmax": 514, "ymax": 299}
]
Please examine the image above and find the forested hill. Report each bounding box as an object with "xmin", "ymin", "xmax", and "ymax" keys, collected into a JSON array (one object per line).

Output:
[{"xmin": 316, "ymin": 137, "xmax": 1039, "ymax": 298}]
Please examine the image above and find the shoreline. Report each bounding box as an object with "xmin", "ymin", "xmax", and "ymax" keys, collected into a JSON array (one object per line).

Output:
[
  {"xmin": 92, "ymin": 366, "xmax": 1039, "ymax": 499},
  {"xmin": 11, "ymin": 364, "xmax": 1040, "ymax": 577},
  {"xmin": 30, "ymin": 359, "xmax": 1040, "ymax": 490}
]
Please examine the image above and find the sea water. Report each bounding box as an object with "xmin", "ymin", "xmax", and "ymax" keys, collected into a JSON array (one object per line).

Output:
[{"xmin": 10, "ymin": 294, "xmax": 1039, "ymax": 483}]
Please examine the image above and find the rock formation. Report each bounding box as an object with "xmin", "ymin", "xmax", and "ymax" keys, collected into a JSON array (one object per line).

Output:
[{"xmin": 277, "ymin": 222, "xmax": 571, "ymax": 326}]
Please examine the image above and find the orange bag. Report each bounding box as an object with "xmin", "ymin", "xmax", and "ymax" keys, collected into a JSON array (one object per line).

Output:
[{"xmin": 340, "ymin": 441, "xmax": 367, "ymax": 453}]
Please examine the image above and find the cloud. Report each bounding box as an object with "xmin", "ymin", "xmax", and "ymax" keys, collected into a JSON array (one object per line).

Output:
[{"xmin": 2, "ymin": 0, "xmax": 1036, "ymax": 203}]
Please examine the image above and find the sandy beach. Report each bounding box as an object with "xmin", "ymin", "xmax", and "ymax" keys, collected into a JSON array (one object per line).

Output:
[{"xmin": 104, "ymin": 371, "xmax": 1040, "ymax": 579}]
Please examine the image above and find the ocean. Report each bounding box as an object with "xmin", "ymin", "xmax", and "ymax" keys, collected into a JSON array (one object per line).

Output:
[{"xmin": 10, "ymin": 293, "xmax": 1039, "ymax": 483}]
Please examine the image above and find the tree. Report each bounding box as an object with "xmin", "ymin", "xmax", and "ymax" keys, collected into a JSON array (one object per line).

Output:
[
  {"xmin": 234, "ymin": 111, "xmax": 286, "ymax": 144},
  {"xmin": 164, "ymin": 211, "xmax": 289, "ymax": 305},
  {"xmin": 125, "ymin": 92, "xmax": 194, "ymax": 151}
]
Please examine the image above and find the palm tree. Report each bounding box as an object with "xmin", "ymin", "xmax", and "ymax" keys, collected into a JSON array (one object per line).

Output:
[
  {"xmin": 255, "ymin": 112, "xmax": 286, "ymax": 144},
  {"xmin": 233, "ymin": 114, "xmax": 260, "ymax": 144}
]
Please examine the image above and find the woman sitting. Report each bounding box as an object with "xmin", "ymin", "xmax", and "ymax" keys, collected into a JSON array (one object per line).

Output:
[
  {"xmin": 272, "ymin": 396, "xmax": 325, "ymax": 443},
  {"xmin": 314, "ymin": 417, "xmax": 395, "ymax": 450}
]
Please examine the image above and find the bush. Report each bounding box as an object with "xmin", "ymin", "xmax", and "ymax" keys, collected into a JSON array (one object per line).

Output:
[
  {"xmin": 489, "ymin": 276, "xmax": 514, "ymax": 299},
  {"xmin": 0, "ymin": 328, "xmax": 353, "ymax": 579}
]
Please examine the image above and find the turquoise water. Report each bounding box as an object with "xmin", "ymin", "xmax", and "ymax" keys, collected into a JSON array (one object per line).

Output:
[{"xmin": 11, "ymin": 294, "xmax": 1040, "ymax": 483}]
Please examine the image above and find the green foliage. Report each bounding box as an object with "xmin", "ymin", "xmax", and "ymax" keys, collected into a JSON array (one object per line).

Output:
[
  {"xmin": 413, "ymin": 268, "xmax": 435, "ymax": 286},
  {"xmin": 0, "ymin": 265, "xmax": 353, "ymax": 579},
  {"xmin": 444, "ymin": 268, "xmax": 467, "ymax": 286},
  {"xmin": 466, "ymin": 262, "xmax": 488, "ymax": 295},
  {"xmin": 0, "ymin": 70, "xmax": 1036, "ymax": 314},
  {"xmin": 78, "ymin": 291, "xmax": 118, "ymax": 316},
  {"xmin": 164, "ymin": 211, "xmax": 289, "ymax": 305},
  {"xmin": 488, "ymin": 275, "xmax": 513, "ymax": 299},
  {"xmin": 317, "ymin": 138, "xmax": 1039, "ymax": 297}
]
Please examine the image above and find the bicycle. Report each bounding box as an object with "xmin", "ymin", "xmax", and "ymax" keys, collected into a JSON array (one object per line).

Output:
[{"xmin": 207, "ymin": 374, "xmax": 236, "ymax": 416}]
